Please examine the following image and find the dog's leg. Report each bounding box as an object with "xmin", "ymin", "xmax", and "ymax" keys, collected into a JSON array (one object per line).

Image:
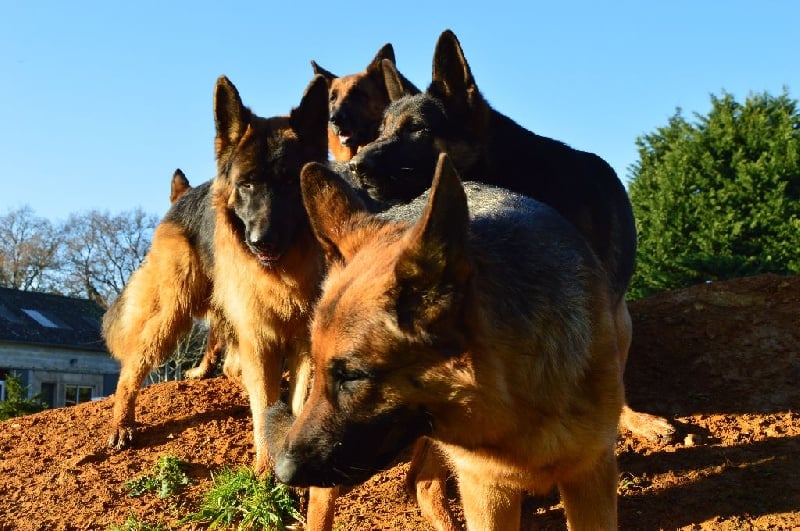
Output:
[
  {"xmin": 615, "ymin": 299, "xmax": 676, "ymax": 441},
  {"xmin": 104, "ymin": 224, "xmax": 204, "ymax": 448},
  {"xmin": 108, "ymin": 358, "xmax": 155, "ymax": 448},
  {"xmin": 221, "ymin": 345, "xmax": 242, "ymax": 384},
  {"xmin": 456, "ymin": 471, "xmax": 521, "ymax": 531},
  {"xmin": 406, "ymin": 438, "xmax": 459, "ymax": 531},
  {"xmin": 285, "ymin": 347, "xmax": 313, "ymax": 417},
  {"xmin": 305, "ymin": 486, "xmax": 339, "ymax": 531},
  {"xmin": 184, "ymin": 319, "xmax": 225, "ymax": 380},
  {"xmin": 558, "ymin": 447, "xmax": 618, "ymax": 530},
  {"xmin": 237, "ymin": 337, "xmax": 283, "ymax": 476}
]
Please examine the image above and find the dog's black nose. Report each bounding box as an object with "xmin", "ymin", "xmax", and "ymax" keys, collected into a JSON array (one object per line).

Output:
[
  {"xmin": 273, "ymin": 452, "xmax": 300, "ymax": 485},
  {"xmin": 330, "ymin": 108, "xmax": 347, "ymax": 127}
]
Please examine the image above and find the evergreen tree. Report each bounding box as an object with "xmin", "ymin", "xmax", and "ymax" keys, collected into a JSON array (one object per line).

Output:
[
  {"xmin": 0, "ymin": 374, "xmax": 47, "ymax": 421},
  {"xmin": 628, "ymin": 90, "xmax": 800, "ymax": 298}
]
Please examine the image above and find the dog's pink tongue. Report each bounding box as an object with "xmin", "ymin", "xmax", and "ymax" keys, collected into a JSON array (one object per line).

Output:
[{"xmin": 259, "ymin": 252, "xmax": 280, "ymax": 262}]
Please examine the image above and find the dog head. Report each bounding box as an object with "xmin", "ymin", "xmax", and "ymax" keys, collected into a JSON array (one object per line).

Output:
[
  {"xmin": 212, "ymin": 75, "xmax": 328, "ymax": 267},
  {"xmin": 312, "ymin": 43, "xmax": 419, "ymax": 162},
  {"xmin": 269, "ymin": 154, "xmax": 474, "ymax": 487},
  {"xmin": 348, "ymin": 30, "xmax": 490, "ymax": 204}
]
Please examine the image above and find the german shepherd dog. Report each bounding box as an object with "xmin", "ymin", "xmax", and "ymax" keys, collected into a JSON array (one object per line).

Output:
[
  {"xmin": 102, "ymin": 75, "xmax": 329, "ymax": 477},
  {"xmin": 268, "ymin": 154, "xmax": 625, "ymax": 529},
  {"xmin": 165, "ymin": 168, "xmax": 228, "ymax": 381},
  {"xmin": 348, "ymin": 29, "xmax": 673, "ymax": 441},
  {"xmin": 311, "ymin": 43, "xmax": 418, "ymax": 161}
]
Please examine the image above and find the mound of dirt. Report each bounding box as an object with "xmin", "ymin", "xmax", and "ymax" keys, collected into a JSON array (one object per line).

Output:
[{"xmin": 1, "ymin": 274, "xmax": 798, "ymax": 530}]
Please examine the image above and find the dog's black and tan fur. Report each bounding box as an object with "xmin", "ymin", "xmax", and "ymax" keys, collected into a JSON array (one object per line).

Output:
[
  {"xmin": 268, "ymin": 154, "xmax": 625, "ymax": 529},
  {"xmin": 103, "ymin": 75, "xmax": 329, "ymax": 473},
  {"xmin": 312, "ymin": 43, "xmax": 418, "ymax": 162},
  {"xmin": 164, "ymin": 168, "xmax": 228, "ymax": 381},
  {"xmin": 348, "ymin": 30, "xmax": 673, "ymax": 441}
]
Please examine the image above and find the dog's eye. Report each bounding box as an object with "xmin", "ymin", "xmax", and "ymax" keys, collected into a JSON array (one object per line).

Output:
[
  {"xmin": 332, "ymin": 364, "xmax": 370, "ymax": 395},
  {"xmin": 337, "ymin": 378, "xmax": 363, "ymax": 394},
  {"xmin": 407, "ymin": 123, "xmax": 428, "ymax": 137},
  {"xmin": 237, "ymin": 181, "xmax": 255, "ymax": 191}
]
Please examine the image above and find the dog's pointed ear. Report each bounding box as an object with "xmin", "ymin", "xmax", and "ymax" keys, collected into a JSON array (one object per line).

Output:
[
  {"xmin": 301, "ymin": 162, "xmax": 368, "ymax": 264},
  {"xmin": 381, "ymin": 58, "xmax": 422, "ymax": 101},
  {"xmin": 382, "ymin": 59, "xmax": 407, "ymax": 102},
  {"xmin": 214, "ymin": 76, "xmax": 252, "ymax": 163},
  {"xmin": 430, "ymin": 30, "xmax": 475, "ymax": 97},
  {"xmin": 310, "ymin": 60, "xmax": 337, "ymax": 82},
  {"xmin": 428, "ymin": 30, "xmax": 488, "ymax": 134},
  {"xmin": 170, "ymin": 168, "xmax": 191, "ymax": 203},
  {"xmin": 394, "ymin": 154, "xmax": 471, "ymax": 335},
  {"xmin": 368, "ymin": 43, "xmax": 396, "ymax": 74},
  {"xmin": 290, "ymin": 75, "xmax": 330, "ymax": 160}
]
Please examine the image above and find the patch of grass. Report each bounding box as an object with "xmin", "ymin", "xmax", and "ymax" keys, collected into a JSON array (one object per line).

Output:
[
  {"xmin": 182, "ymin": 467, "xmax": 303, "ymax": 530},
  {"xmin": 107, "ymin": 513, "xmax": 167, "ymax": 531},
  {"xmin": 124, "ymin": 455, "xmax": 191, "ymax": 499}
]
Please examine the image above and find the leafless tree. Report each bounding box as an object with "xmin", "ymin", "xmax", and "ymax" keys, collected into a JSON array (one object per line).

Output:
[
  {"xmin": 0, "ymin": 206, "xmax": 63, "ymax": 292},
  {"xmin": 60, "ymin": 208, "xmax": 158, "ymax": 308}
]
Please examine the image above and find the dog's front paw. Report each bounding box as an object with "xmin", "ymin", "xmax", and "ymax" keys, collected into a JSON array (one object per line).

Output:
[
  {"xmin": 184, "ymin": 364, "xmax": 211, "ymax": 380},
  {"xmin": 107, "ymin": 425, "xmax": 134, "ymax": 450},
  {"xmin": 253, "ymin": 454, "xmax": 276, "ymax": 480}
]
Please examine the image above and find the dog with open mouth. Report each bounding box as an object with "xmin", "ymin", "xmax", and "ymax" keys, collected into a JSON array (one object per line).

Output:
[{"xmin": 312, "ymin": 43, "xmax": 418, "ymax": 162}]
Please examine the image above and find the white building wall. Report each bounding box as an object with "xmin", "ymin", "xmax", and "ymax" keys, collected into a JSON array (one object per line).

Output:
[{"xmin": 0, "ymin": 343, "xmax": 120, "ymax": 407}]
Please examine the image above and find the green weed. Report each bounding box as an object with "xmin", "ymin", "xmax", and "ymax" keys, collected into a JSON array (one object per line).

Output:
[
  {"xmin": 182, "ymin": 466, "xmax": 303, "ymax": 530},
  {"xmin": 107, "ymin": 513, "xmax": 167, "ymax": 531},
  {"xmin": 124, "ymin": 455, "xmax": 191, "ymax": 499}
]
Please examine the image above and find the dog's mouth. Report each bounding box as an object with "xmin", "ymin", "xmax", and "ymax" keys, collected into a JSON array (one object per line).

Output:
[
  {"xmin": 247, "ymin": 244, "xmax": 284, "ymax": 266},
  {"xmin": 330, "ymin": 123, "xmax": 357, "ymax": 147}
]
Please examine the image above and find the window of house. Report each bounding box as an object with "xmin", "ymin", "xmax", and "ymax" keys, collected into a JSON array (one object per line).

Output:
[
  {"xmin": 64, "ymin": 385, "xmax": 93, "ymax": 407},
  {"xmin": 0, "ymin": 303, "xmax": 22, "ymax": 323},
  {"xmin": 0, "ymin": 369, "xmax": 9, "ymax": 402},
  {"xmin": 21, "ymin": 309, "xmax": 60, "ymax": 328},
  {"xmin": 40, "ymin": 382, "xmax": 56, "ymax": 408}
]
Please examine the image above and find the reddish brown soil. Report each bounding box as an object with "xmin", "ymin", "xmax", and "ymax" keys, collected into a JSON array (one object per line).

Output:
[{"xmin": 1, "ymin": 273, "xmax": 798, "ymax": 530}]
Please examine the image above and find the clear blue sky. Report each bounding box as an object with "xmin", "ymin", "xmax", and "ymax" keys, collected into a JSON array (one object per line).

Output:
[{"xmin": 2, "ymin": 1, "xmax": 797, "ymax": 221}]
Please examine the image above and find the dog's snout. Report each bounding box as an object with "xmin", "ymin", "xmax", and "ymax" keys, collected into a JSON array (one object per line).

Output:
[
  {"xmin": 330, "ymin": 108, "xmax": 347, "ymax": 126},
  {"xmin": 246, "ymin": 228, "xmax": 283, "ymax": 263},
  {"xmin": 246, "ymin": 224, "xmax": 275, "ymax": 247},
  {"xmin": 249, "ymin": 234, "xmax": 275, "ymax": 250},
  {"xmin": 273, "ymin": 452, "xmax": 300, "ymax": 485}
]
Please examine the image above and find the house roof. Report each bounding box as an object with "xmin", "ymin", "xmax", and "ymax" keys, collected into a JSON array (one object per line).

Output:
[{"xmin": 0, "ymin": 288, "xmax": 107, "ymax": 353}]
